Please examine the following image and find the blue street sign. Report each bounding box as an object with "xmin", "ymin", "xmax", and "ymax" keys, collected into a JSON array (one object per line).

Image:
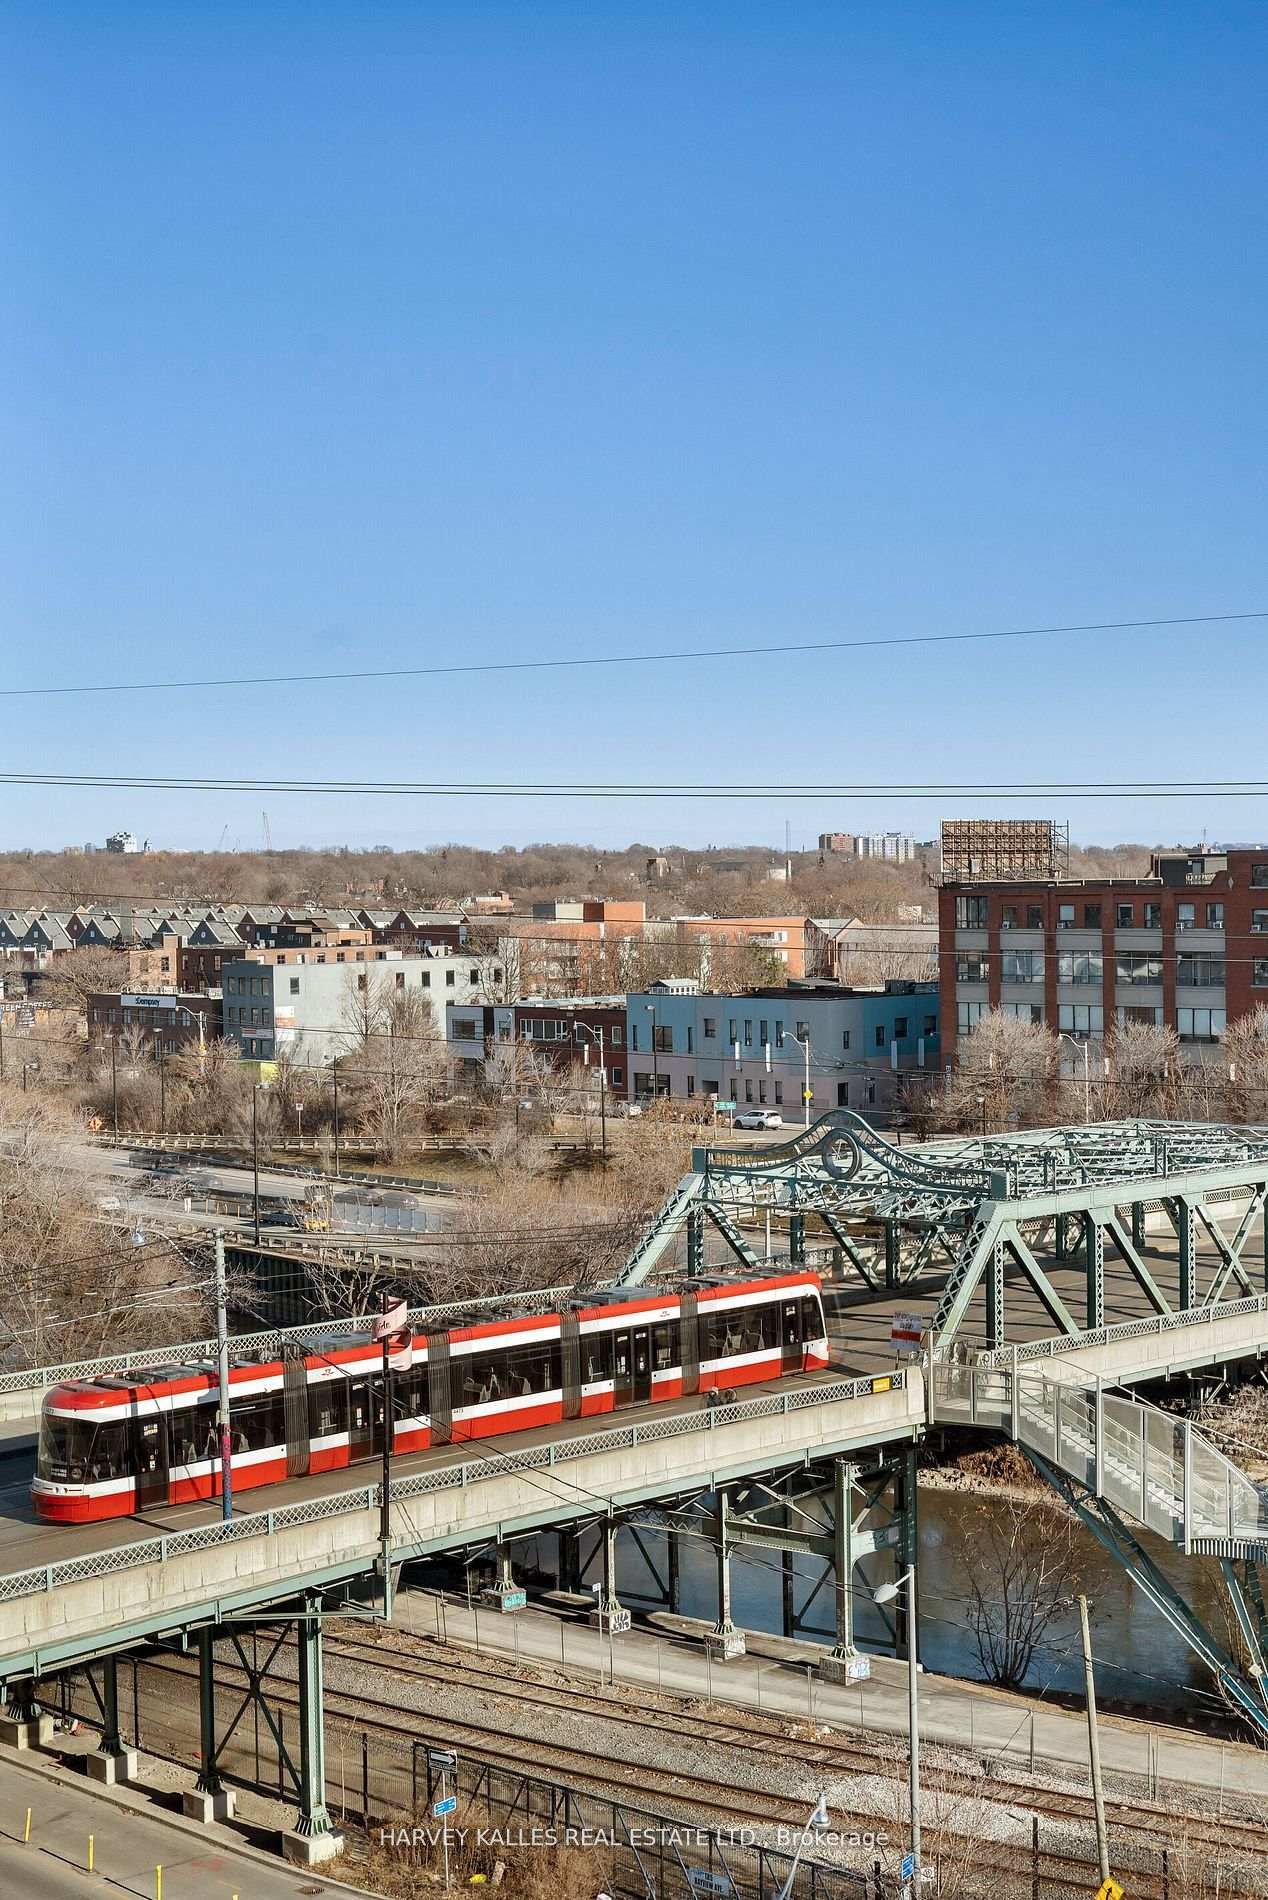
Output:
[
  {"xmin": 433, "ymin": 1794, "xmax": 457, "ymax": 1817},
  {"xmin": 900, "ymin": 1852, "xmax": 917, "ymax": 1881}
]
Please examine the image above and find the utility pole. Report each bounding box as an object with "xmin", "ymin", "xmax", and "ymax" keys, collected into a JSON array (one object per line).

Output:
[
  {"xmin": 0, "ymin": 1011, "xmax": 5, "ymax": 1082},
  {"xmin": 251, "ymin": 1084, "xmax": 261, "ymax": 1246},
  {"xmin": 214, "ymin": 1230, "xmax": 233, "ymax": 1522},
  {"xmin": 790, "ymin": 1029, "xmax": 812, "ymax": 1128},
  {"xmin": 330, "ymin": 1057, "xmax": 341, "ymax": 1178},
  {"xmin": 598, "ymin": 1025, "xmax": 607, "ymax": 1158},
  {"xmin": 111, "ymin": 1036, "xmax": 119, "ymax": 1136},
  {"xmin": 158, "ymin": 1054, "xmax": 166, "ymax": 1134},
  {"xmin": 1079, "ymin": 1594, "xmax": 1111, "ymax": 1883}
]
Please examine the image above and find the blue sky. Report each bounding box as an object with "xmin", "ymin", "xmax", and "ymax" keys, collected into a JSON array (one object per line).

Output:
[{"xmin": 3, "ymin": 3, "xmax": 1266, "ymax": 854}]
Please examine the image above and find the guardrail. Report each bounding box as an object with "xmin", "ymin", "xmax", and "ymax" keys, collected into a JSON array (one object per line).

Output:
[
  {"xmin": 0, "ymin": 1284, "xmax": 579, "ymax": 1400},
  {"xmin": 969, "ymin": 1291, "xmax": 1268, "ymax": 1370},
  {"xmin": 0, "ymin": 1373, "xmax": 903, "ymax": 1605}
]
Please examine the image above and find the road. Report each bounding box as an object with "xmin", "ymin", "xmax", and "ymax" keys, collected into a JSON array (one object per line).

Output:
[{"xmin": 0, "ymin": 1752, "xmax": 370, "ymax": 1897}]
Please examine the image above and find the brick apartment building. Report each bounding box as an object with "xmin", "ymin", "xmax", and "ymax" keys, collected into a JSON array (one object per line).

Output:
[
  {"xmin": 447, "ymin": 995, "xmax": 630, "ymax": 1099},
  {"xmin": 87, "ymin": 989, "xmax": 223, "ymax": 1057},
  {"xmin": 939, "ymin": 846, "xmax": 1268, "ymax": 1067}
]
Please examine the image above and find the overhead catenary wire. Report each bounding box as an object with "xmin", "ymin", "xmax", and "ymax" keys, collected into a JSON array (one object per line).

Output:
[{"xmin": 3, "ymin": 609, "xmax": 1266, "ymax": 702}]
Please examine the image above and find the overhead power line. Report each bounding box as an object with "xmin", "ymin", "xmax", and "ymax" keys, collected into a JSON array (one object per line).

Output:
[
  {"xmin": 8, "ymin": 772, "xmax": 1268, "ymax": 800},
  {"xmin": 2, "ymin": 609, "xmax": 1264, "ymax": 701}
]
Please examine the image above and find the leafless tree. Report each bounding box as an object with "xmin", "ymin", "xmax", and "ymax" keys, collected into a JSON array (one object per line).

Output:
[
  {"xmin": 337, "ymin": 972, "xmax": 447, "ymax": 1161},
  {"xmin": 934, "ymin": 1011, "xmax": 1061, "ymax": 1132},
  {"xmin": 947, "ymin": 1493, "xmax": 1082, "ymax": 1690},
  {"xmin": 1223, "ymin": 1004, "xmax": 1268, "ymax": 1124},
  {"xmin": 1102, "ymin": 1020, "xmax": 1180, "ymax": 1119}
]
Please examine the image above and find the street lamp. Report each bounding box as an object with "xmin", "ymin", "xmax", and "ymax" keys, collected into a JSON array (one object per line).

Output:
[
  {"xmin": 872, "ymin": 1565, "xmax": 920, "ymax": 1891},
  {"xmin": 329, "ymin": 1055, "xmax": 341, "ymax": 1177},
  {"xmin": 1059, "ymin": 1031, "xmax": 1098, "ymax": 1124},
  {"xmin": 575, "ymin": 1023, "xmax": 608, "ymax": 1158},
  {"xmin": 789, "ymin": 1028, "xmax": 812, "ymax": 1129},
  {"xmin": 976, "ymin": 1092, "xmax": 987, "ymax": 1139},
  {"xmin": 251, "ymin": 1083, "xmax": 262, "ymax": 1246},
  {"xmin": 775, "ymin": 1793, "xmax": 830, "ymax": 1900}
]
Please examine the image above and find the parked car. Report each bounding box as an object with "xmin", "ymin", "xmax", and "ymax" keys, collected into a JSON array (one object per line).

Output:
[
  {"xmin": 733, "ymin": 1109, "xmax": 784, "ymax": 1130},
  {"xmin": 609, "ymin": 1100, "xmax": 643, "ymax": 1118}
]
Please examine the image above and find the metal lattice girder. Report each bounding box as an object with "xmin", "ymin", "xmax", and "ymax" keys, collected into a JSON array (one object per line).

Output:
[
  {"xmin": 1027, "ymin": 1450, "xmax": 1268, "ymax": 1740},
  {"xmin": 1199, "ymin": 1192, "xmax": 1265, "ymax": 1305},
  {"xmin": 1099, "ymin": 1211, "xmax": 1174, "ymax": 1317},
  {"xmin": 1218, "ymin": 1559, "xmax": 1268, "ymax": 1716}
]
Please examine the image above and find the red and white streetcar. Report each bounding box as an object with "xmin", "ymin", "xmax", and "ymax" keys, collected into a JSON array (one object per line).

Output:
[{"xmin": 33, "ymin": 1273, "xmax": 829, "ymax": 1524}]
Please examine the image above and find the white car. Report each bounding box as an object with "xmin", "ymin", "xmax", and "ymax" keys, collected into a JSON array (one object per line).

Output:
[
  {"xmin": 732, "ymin": 1109, "xmax": 784, "ymax": 1130},
  {"xmin": 609, "ymin": 1100, "xmax": 643, "ymax": 1118}
]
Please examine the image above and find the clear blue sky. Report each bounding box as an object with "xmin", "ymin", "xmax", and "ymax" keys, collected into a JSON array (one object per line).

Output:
[{"xmin": 3, "ymin": 3, "xmax": 1266, "ymax": 855}]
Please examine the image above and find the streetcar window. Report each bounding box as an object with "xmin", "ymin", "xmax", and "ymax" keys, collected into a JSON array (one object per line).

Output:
[
  {"xmin": 309, "ymin": 1382, "xmax": 347, "ymax": 1439},
  {"xmin": 460, "ymin": 1347, "xmax": 510, "ymax": 1406},
  {"xmin": 401, "ymin": 1363, "xmax": 431, "ymax": 1417},
  {"xmin": 581, "ymin": 1331, "xmax": 611, "ymax": 1384},
  {"xmin": 505, "ymin": 1341, "xmax": 559, "ymax": 1395},
  {"xmin": 652, "ymin": 1321, "xmax": 680, "ymax": 1371},
  {"xmin": 232, "ymin": 1393, "xmax": 283, "ymax": 1453},
  {"xmin": 801, "ymin": 1294, "xmax": 824, "ymax": 1340},
  {"xmin": 38, "ymin": 1413, "xmax": 129, "ymax": 1482}
]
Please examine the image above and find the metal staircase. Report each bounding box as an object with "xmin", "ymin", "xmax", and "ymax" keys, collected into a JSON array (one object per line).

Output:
[{"xmin": 934, "ymin": 1363, "xmax": 1268, "ymax": 1733}]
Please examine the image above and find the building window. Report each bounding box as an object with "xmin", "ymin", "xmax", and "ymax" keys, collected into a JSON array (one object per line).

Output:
[
  {"xmin": 759, "ymin": 1019, "xmax": 768, "ymax": 1046},
  {"xmin": 758, "ymin": 1080, "xmax": 767, "ymax": 1104},
  {"xmin": 1057, "ymin": 904, "xmax": 1075, "ymax": 929},
  {"xmin": 1058, "ymin": 951, "xmax": 1103, "ymax": 984},
  {"xmin": 396, "ymin": 972, "xmax": 406, "ymax": 990},
  {"xmin": 841, "ymin": 1030, "xmax": 851, "ymax": 1050},
  {"xmin": 875, "ymin": 1023, "xmax": 886, "ymax": 1047},
  {"xmin": 923, "ymin": 1014, "xmax": 937, "ymax": 1036},
  {"xmin": 743, "ymin": 1019, "xmax": 753, "ymax": 1046},
  {"xmin": 1116, "ymin": 904, "xmax": 1134, "ymax": 928},
  {"xmin": 773, "ymin": 1082, "xmax": 783, "ymax": 1104},
  {"xmin": 1001, "ymin": 905, "xmax": 1018, "ymax": 928},
  {"xmin": 1253, "ymin": 912, "xmax": 1268, "ymax": 935},
  {"xmin": 837, "ymin": 1082, "xmax": 848, "ymax": 1107},
  {"xmin": 1084, "ymin": 903, "xmax": 1102, "ymax": 928},
  {"xmin": 1026, "ymin": 905, "xmax": 1043, "ymax": 929},
  {"xmin": 1001, "ymin": 1002, "xmax": 1043, "ymax": 1024},
  {"xmin": 1177, "ymin": 954, "xmax": 1226, "ymax": 987},
  {"xmin": 469, "ymin": 969, "xmax": 479, "ymax": 984},
  {"xmin": 894, "ymin": 1016, "xmax": 908, "ymax": 1037},
  {"xmin": 955, "ymin": 896, "xmax": 987, "ymax": 928},
  {"xmin": 1177, "ymin": 1007, "xmax": 1225, "ymax": 1042},
  {"xmin": 631, "ymin": 1024, "xmax": 640, "ymax": 1052},
  {"xmin": 451, "ymin": 1019, "xmax": 478, "ymax": 1040},
  {"xmin": 703, "ymin": 1017, "xmax": 717, "ymax": 1039},
  {"xmin": 702, "ymin": 1079, "xmax": 718, "ymax": 1095},
  {"xmin": 1206, "ymin": 903, "xmax": 1225, "ymax": 930},
  {"xmin": 611, "ymin": 1064, "xmax": 625, "ymax": 1087},
  {"xmin": 1253, "ymin": 865, "xmax": 1268, "ymax": 888},
  {"xmin": 446, "ymin": 970, "xmax": 455, "ymax": 986},
  {"xmin": 686, "ymin": 1026, "xmax": 694, "ymax": 1054},
  {"xmin": 1002, "ymin": 951, "xmax": 1043, "ymax": 984},
  {"xmin": 775, "ymin": 1020, "xmax": 784, "ymax": 1048},
  {"xmin": 957, "ymin": 1001, "xmax": 986, "ymax": 1033},
  {"xmin": 1119, "ymin": 1005, "xmax": 1163, "ymax": 1026},
  {"xmin": 1177, "ymin": 903, "xmax": 1196, "ymax": 931},
  {"xmin": 421, "ymin": 971, "xmax": 431, "ymax": 987},
  {"xmin": 1058, "ymin": 1004, "xmax": 1103, "ymax": 1037},
  {"xmin": 653, "ymin": 1025, "xmax": 673, "ymax": 1053},
  {"xmin": 956, "ymin": 953, "xmax": 988, "ymax": 983},
  {"xmin": 1144, "ymin": 903, "xmax": 1162, "ymax": 928},
  {"xmin": 610, "ymin": 1025, "xmax": 624, "ymax": 1048},
  {"xmin": 633, "ymin": 1071, "xmax": 653, "ymax": 1097},
  {"xmin": 1117, "ymin": 954, "xmax": 1163, "ymax": 986},
  {"xmin": 795, "ymin": 1021, "xmax": 810, "ymax": 1040},
  {"xmin": 744, "ymin": 1080, "xmax": 753, "ymax": 1103},
  {"xmin": 686, "ymin": 1075, "xmax": 696, "ymax": 1097},
  {"xmin": 1254, "ymin": 961, "xmax": 1268, "ymax": 988}
]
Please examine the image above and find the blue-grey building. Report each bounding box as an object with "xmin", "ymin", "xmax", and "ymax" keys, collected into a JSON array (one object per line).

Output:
[{"xmin": 625, "ymin": 979, "xmax": 940, "ymax": 1121}]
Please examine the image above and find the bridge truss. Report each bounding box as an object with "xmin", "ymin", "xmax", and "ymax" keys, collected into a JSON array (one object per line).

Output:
[{"xmin": 617, "ymin": 1111, "xmax": 1268, "ymax": 1356}]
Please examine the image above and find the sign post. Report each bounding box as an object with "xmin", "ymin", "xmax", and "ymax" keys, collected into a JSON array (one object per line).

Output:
[{"xmin": 430, "ymin": 1750, "xmax": 458, "ymax": 1892}]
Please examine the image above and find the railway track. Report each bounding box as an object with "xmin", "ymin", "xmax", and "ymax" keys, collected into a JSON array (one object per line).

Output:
[
  {"xmin": 318, "ymin": 1626, "xmax": 1268, "ymax": 1865},
  {"xmin": 122, "ymin": 1646, "xmax": 1266, "ymax": 1900}
]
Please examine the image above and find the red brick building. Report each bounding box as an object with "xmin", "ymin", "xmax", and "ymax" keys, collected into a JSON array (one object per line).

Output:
[{"xmin": 939, "ymin": 847, "xmax": 1268, "ymax": 1067}]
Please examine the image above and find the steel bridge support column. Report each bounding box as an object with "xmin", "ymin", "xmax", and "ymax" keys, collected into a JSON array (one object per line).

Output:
[
  {"xmin": 821, "ymin": 1458, "xmax": 860, "ymax": 1683},
  {"xmin": 667, "ymin": 1523, "xmax": 681, "ymax": 1615},
  {"xmin": 686, "ymin": 1204, "xmax": 704, "ymax": 1277},
  {"xmin": 589, "ymin": 1517, "xmax": 631, "ymax": 1636},
  {"xmin": 986, "ymin": 1237, "xmax": 1006, "ymax": 1349},
  {"xmin": 282, "ymin": 1597, "xmax": 343, "ymax": 1866},
  {"xmin": 1086, "ymin": 1216, "xmax": 1106, "ymax": 1331},
  {"xmin": 884, "ymin": 1221, "xmax": 900, "ymax": 1290},
  {"xmin": 1132, "ymin": 1201, "xmax": 1145, "ymax": 1251},
  {"xmin": 482, "ymin": 1542, "xmax": 525, "ymax": 1613},
  {"xmin": 0, "ymin": 1677, "xmax": 52, "ymax": 1751},
  {"xmin": 184, "ymin": 1627, "xmax": 237, "ymax": 1823},
  {"xmin": 898, "ymin": 1443, "xmax": 920, "ymax": 1667},
  {"xmin": 789, "ymin": 1212, "xmax": 806, "ymax": 1266},
  {"xmin": 1055, "ymin": 1212, "xmax": 1069, "ymax": 1261},
  {"xmin": 86, "ymin": 1656, "xmax": 137, "ymax": 1787},
  {"xmin": 1176, "ymin": 1197, "xmax": 1197, "ymax": 1308},
  {"xmin": 704, "ymin": 1491, "xmax": 745, "ymax": 1661}
]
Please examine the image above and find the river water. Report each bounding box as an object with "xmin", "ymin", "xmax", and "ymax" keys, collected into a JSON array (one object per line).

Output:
[{"xmin": 543, "ymin": 1484, "xmax": 1230, "ymax": 1717}]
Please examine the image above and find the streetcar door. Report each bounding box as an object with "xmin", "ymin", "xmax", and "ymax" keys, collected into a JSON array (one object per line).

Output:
[
  {"xmin": 630, "ymin": 1326, "xmax": 653, "ymax": 1404},
  {"xmin": 348, "ymin": 1379, "xmax": 379, "ymax": 1462},
  {"xmin": 134, "ymin": 1414, "xmax": 170, "ymax": 1510},
  {"xmin": 611, "ymin": 1331, "xmax": 634, "ymax": 1408},
  {"xmin": 780, "ymin": 1298, "xmax": 804, "ymax": 1373}
]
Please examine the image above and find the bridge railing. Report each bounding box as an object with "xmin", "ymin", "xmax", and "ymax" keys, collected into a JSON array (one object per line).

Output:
[
  {"xmin": 968, "ymin": 1290, "xmax": 1268, "ymax": 1371},
  {"xmin": 0, "ymin": 1284, "xmax": 578, "ymax": 1402},
  {"xmin": 932, "ymin": 1364, "xmax": 1268, "ymax": 1553},
  {"xmin": 0, "ymin": 1373, "xmax": 903, "ymax": 1608}
]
